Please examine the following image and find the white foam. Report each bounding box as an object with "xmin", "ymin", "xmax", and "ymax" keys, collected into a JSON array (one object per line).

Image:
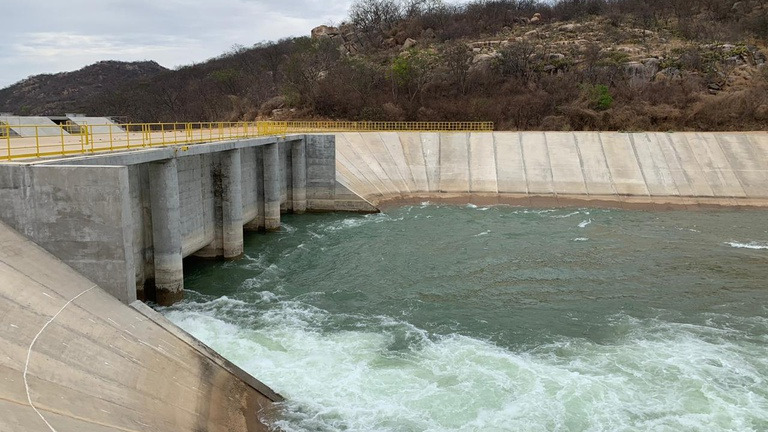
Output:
[
  {"xmin": 578, "ymin": 219, "xmax": 592, "ymax": 228},
  {"xmin": 573, "ymin": 237, "xmax": 589, "ymax": 242},
  {"xmin": 726, "ymin": 241, "xmax": 768, "ymax": 250},
  {"xmin": 474, "ymin": 230, "xmax": 491, "ymax": 237},
  {"xmin": 165, "ymin": 306, "xmax": 768, "ymax": 432},
  {"xmin": 322, "ymin": 213, "xmax": 400, "ymax": 232},
  {"xmin": 550, "ymin": 211, "xmax": 581, "ymax": 219}
]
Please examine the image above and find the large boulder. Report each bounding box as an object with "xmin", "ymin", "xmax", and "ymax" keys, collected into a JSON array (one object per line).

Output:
[
  {"xmin": 469, "ymin": 52, "xmax": 501, "ymax": 74},
  {"xmin": 559, "ymin": 23, "xmax": 581, "ymax": 33},
  {"xmin": 624, "ymin": 61, "xmax": 660, "ymax": 80},
  {"xmin": 311, "ymin": 25, "xmax": 339, "ymax": 39},
  {"xmin": 524, "ymin": 30, "xmax": 539, "ymax": 40},
  {"xmin": 754, "ymin": 50, "xmax": 766, "ymax": 65},
  {"xmin": 655, "ymin": 67, "xmax": 682, "ymax": 81}
]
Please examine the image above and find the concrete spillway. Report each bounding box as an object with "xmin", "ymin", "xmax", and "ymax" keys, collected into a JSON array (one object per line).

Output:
[{"xmin": 336, "ymin": 132, "xmax": 768, "ymax": 208}]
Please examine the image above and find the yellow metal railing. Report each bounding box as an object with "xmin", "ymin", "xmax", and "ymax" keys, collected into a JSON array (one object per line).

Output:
[
  {"xmin": 259, "ymin": 121, "xmax": 494, "ymax": 134},
  {"xmin": 1, "ymin": 121, "xmax": 494, "ymax": 161}
]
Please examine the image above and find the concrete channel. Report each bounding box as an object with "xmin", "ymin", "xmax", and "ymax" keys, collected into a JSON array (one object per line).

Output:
[{"xmin": 1, "ymin": 131, "xmax": 766, "ymax": 431}]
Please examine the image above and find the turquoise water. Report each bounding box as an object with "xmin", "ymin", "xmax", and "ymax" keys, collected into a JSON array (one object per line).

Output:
[{"xmin": 161, "ymin": 205, "xmax": 768, "ymax": 431}]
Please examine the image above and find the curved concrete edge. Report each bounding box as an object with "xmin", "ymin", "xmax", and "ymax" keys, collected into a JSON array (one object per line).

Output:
[
  {"xmin": 0, "ymin": 220, "xmax": 281, "ymax": 432},
  {"xmin": 375, "ymin": 192, "xmax": 768, "ymax": 211},
  {"xmin": 337, "ymin": 132, "xmax": 768, "ymax": 210}
]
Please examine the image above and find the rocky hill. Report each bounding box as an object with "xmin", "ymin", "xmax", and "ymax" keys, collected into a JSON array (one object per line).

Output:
[
  {"xmin": 1, "ymin": 0, "xmax": 766, "ymax": 131},
  {"xmin": 0, "ymin": 60, "xmax": 167, "ymax": 116}
]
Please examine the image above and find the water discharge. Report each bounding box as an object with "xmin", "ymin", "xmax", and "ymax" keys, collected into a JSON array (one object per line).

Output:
[{"xmin": 161, "ymin": 205, "xmax": 768, "ymax": 431}]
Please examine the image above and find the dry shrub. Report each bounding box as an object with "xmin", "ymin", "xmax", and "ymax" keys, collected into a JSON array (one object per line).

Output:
[
  {"xmin": 686, "ymin": 89, "xmax": 768, "ymax": 130},
  {"xmin": 259, "ymin": 95, "xmax": 286, "ymax": 115},
  {"xmin": 559, "ymin": 105, "xmax": 601, "ymax": 130},
  {"xmin": 540, "ymin": 115, "xmax": 572, "ymax": 131},
  {"xmin": 381, "ymin": 102, "xmax": 406, "ymax": 120}
]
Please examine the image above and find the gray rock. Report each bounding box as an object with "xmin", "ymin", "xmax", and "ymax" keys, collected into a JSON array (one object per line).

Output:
[
  {"xmin": 655, "ymin": 67, "xmax": 682, "ymax": 81},
  {"xmin": 403, "ymin": 38, "xmax": 417, "ymax": 49},
  {"xmin": 524, "ymin": 30, "xmax": 538, "ymax": 39},
  {"xmin": 473, "ymin": 52, "xmax": 500, "ymax": 64},
  {"xmin": 641, "ymin": 58, "xmax": 661, "ymax": 74},
  {"xmin": 559, "ymin": 24, "xmax": 580, "ymax": 32},
  {"xmin": 726, "ymin": 56, "xmax": 744, "ymax": 67}
]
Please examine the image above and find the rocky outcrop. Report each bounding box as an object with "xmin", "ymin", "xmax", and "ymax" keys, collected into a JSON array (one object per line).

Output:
[
  {"xmin": 311, "ymin": 25, "xmax": 340, "ymax": 39},
  {"xmin": 311, "ymin": 24, "xmax": 363, "ymax": 55}
]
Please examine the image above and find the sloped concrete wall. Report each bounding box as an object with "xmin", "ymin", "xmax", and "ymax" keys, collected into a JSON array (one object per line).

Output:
[
  {"xmin": 336, "ymin": 132, "xmax": 768, "ymax": 208},
  {"xmin": 0, "ymin": 220, "xmax": 279, "ymax": 432}
]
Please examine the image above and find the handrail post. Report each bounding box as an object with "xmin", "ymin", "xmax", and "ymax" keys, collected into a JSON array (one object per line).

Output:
[
  {"xmin": 82, "ymin": 126, "xmax": 89, "ymax": 153},
  {"xmin": 109, "ymin": 123, "xmax": 114, "ymax": 151},
  {"xmin": 60, "ymin": 124, "xmax": 65, "ymax": 155},
  {"xmin": 5, "ymin": 124, "xmax": 11, "ymax": 160},
  {"xmin": 35, "ymin": 126, "xmax": 40, "ymax": 158}
]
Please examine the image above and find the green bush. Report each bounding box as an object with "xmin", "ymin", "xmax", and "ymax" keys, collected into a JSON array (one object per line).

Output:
[{"xmin": 583, "ymin": 84, "xmax": 614, "ymax": 110}]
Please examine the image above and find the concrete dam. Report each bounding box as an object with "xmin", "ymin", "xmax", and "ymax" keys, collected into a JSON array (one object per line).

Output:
[{"xmin": 1, "ymin": 129, "xmax": 767, "ymax": 431}]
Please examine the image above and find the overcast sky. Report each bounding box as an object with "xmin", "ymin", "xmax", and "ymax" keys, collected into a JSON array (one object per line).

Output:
[{"xmin": 0, "ymin": 0, "xmax": 358, "ymax": 88}]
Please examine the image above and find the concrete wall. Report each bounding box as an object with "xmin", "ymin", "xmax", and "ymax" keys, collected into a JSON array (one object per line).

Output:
[
  {"xmin": 0, "ymin": 164, "xmax": 136, "ymax": 303},
  {"xmin": 336, "ymin": 132, "xmax": 768, "ymax": 208},
  {"xmin": 305, "ymin": 134, "xmax": 375, "ymax": 211},
  {"xmin": 177, "ymin": 154, "xmax": 217, "ymax": 256},
  {"xmin": 241, "ymin": 146, "xmax": 263, "ymax": 228}
]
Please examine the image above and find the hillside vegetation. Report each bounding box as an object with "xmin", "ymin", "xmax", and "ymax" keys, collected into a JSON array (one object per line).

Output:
[
  {"xmin": 2, "ymin": 0, "xmax": 767, "ymax": 131},
  {"xmin": 0, "ymin": 61, "xmax": 167, "ymax": 116}
]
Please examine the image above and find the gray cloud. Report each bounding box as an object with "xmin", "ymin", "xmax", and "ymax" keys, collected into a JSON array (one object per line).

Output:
[{"xmin": 0, "ymin": 0, "xmax": 354, "ymax": 87}]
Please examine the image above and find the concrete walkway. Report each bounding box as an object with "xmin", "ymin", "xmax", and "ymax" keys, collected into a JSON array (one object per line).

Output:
[
  {"xmin": 0, "ymin": 221, "xmax": 279, "ymax": 432},
  {"xmin": 336, "ymin": 132, "xmax": 768, "ymax": 208}
]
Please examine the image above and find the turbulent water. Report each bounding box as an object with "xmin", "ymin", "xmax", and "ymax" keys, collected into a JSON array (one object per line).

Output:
[{"xmin": 161, "ymin": 205, "xmax": 768, "ymax": 431}]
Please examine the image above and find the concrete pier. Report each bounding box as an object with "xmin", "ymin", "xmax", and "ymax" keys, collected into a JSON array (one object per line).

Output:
[
  {"xmin": 149, "ymin": 158, "xmax": 184, "ymax": 305},
  {"xmin": 222, "ymin": 149, "xmax": 245, "ymax": 258},
  {"xmin": 263, "ymin": 143, "xmax": 281, "ymax": 230},
  {"xmin": 292, "ymin": 140, "xmax": 308, "ymax": 213}
]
